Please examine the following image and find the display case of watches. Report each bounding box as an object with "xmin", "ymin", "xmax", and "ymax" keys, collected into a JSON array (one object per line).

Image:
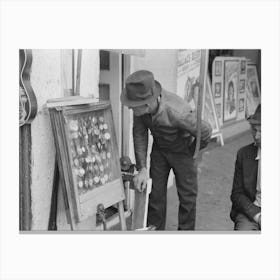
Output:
[{"xmin": 47, "ymin": 97, "xmax": 125, "ymax": 225}]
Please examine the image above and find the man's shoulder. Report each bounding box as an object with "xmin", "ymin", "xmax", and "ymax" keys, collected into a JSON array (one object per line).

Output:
[
  {"xmin": 237, "ymin": 143, "xmax": 257, "ymax": 157},
  {"xmin": 161, "ymin": 89, "xmax": 192, "ymax": 113}
]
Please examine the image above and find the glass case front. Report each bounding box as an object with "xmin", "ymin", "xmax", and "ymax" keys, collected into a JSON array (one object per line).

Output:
[{"xmin": 66, "ymin": 109, "xmax": 118, "ymax": 197}]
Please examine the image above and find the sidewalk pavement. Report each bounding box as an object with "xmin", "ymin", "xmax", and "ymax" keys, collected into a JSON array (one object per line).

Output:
[{"xmin": 166, "ymin": 130, "xmax": 253, "ymax": 231}]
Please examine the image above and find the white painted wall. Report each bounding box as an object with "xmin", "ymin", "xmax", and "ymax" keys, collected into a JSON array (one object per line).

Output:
[{"xmin": 30, "ymin": 49, "xmax": 99, "ymax": 230}]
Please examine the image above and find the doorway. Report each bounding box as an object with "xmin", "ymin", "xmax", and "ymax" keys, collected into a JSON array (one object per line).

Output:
[{"xmin": 99, "ymin": 50, "xmax": 130, "ymax": 157}]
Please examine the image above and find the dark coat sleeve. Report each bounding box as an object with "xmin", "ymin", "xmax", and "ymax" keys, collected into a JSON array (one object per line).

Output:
[
  {"xmin": 230, "ymin": 149, "xmax": 261, "ymax": 221},
  {"xmin": 133, "ymin": 115, "xmax": 148, "ymax": 171},
  {"xmin": 167, "ymin": 107, "xmax": 213, "ymax": 151}
]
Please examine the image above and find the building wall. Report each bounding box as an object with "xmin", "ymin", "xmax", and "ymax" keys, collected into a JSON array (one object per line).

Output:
[
  {"xmin": 131, "ymin": 49, "xmax": 178, "ymax": 92},
  {"xmin": 30, "ymin": 50, "xmax": 99, "ymax": 230}
]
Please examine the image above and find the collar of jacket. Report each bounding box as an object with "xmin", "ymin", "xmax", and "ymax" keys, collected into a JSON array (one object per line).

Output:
[{"xmin": 150, "ymin": 89, "xmax": 168, "ymax": 121}]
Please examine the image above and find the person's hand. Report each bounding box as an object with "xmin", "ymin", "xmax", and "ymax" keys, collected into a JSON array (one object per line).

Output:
[{"xmin": 133, "ymin": 168, "xmax": 148, "ymax": 192}]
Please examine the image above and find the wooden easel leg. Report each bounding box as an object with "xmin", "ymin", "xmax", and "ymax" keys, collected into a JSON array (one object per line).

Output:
[
  {"xmin": 118, "ymin": 201, "xmax": 127, "ymax": 230},
  {"xmin": 219, "ymin": 133, "xmax": 224, "ymax": 146},
  {"xmin": 48, "ymin": 159, "xmax": 59, "ymax": 230}
]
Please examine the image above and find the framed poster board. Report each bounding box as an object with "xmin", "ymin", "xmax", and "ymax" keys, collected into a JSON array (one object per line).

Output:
[
  {"xmin": 223, "ymin": 60, "xmax": 239, "ymax": 122},
  {"xmin": 47, "ymin": 97, "xmax": 125, "ymax": 227},
  {"xmin": 246, "ymin": 64, "xmax": 260, "ymax": 116},
  {"xmin": 202, "ymin": 76, "xmax": 220, "ymax": 136},
  {"xmin": 177, "ymin": 49, "xmax": 201, "ymax": 111},
  {"xmin": 212, "ymin": 57, "xmax": 247, "ymax": 126},
  {"xmin": 177, "ymin": 50, "xmax": 222, "ymax": 142}
]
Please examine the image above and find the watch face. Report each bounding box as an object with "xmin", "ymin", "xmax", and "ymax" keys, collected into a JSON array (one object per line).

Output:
[{"xmin": 67, "ymin": 111, "xmax": 116, "ymax": 195}]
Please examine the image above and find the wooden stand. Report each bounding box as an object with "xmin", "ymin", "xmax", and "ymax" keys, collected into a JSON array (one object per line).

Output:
[
  {"xmin": 48, "ymin": 156, "xmax": 127, "ymax": 231},
  {"xmin": 47, "ymin": 98, "xmax": 127, "ymax": 231}
]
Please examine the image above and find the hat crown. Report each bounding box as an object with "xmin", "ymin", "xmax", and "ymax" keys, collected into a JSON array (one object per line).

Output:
[{"xmin": 125, "ymin": 70, "xmax": 155, "ymax": 101}]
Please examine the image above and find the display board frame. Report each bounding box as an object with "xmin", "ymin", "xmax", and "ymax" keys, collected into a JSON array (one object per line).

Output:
[
  {"xmin": 47, "ymin": 97, "xmax": 126, "ymax": 228},
  {"xmin": 177, "ymin": 49, "xmax": 223, "ymax": 144},
  {"xmin": 246, "ymin": 64, "xmax": 261, "ymax": 117},
  {"xmin": 212, "ymin": 56, "xmax": 247, "ymax": 127}
]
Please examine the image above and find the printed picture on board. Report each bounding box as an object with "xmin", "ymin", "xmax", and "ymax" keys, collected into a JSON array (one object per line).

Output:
[
  {"xmin": 214, "ymin": 82, "xmax": 221, "ymax": 98},
  {"xmin": 215, "ymin": 61, "xmax": 222, "ymax": 76},
  {"xmin": 239, "ymin": 79, "xmax": 245, "ymax": 93},
  {"xmin": 224, "ymin": 60, "xmax": 239, "ymax": 122},
  {"xmin": 240, "ymin": 60, "xmax": 246, "ymax": 74},
  {"xmin": 215, "ymin": 103, "xmax": 221, "ymax": 119},
  {"xmin": 202, "ymin": 77, "xmax": 219, "ymax": 134},
  {"xmin": 247, "ymin": 65, "xmax": 261, "ymax": 99},
  {"xmin": 250, "ymin": 80, "xmax": 259, "ymax": 98},
  {"xmin": 239, "ymin": 98, "xmax": 245, "ymax": 112},
  {"xmin": 225, "ymin": 81, "xmax": 237, "ymax": 119},
  {"xmin": 184, "ymin": 77, "xmax": 199, "ymax": 111},
  {"xmin": 177, "ymin": 49, "xmax": 201, "ymax": 112}
]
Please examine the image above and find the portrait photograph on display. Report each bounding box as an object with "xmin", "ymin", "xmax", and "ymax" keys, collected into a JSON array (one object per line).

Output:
[
  {"xmin": 215, "ymin": 60, "xmax": 222, "ymax": 76},
  {"xmin": 240, "ymin": 60, "xmax": 246, "ymax": 74},
  {"xmin": 239, "ymin": 98, "xmax": 245, "ymax": 112},
  {"xmin": 215, "ymin": 103, "xmax": 222, "ymax": 119},
  {"xmin": 239, "ymin": 79, "xmax": 245, "ymax": 93},
  {"xmin": 223, "ymin": 60, "xmax": 239, "ymax": 122},
  {"xmin": 214, "ymin": 82, "xmax": 222, "ymax": 98}
]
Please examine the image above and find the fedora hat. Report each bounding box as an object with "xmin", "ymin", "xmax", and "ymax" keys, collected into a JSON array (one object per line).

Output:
[
  {"xmin": 121, "ymin": 70, "xmax": 161, "ymax": 107},
  {"xmin": 247, "ymin": 104, "xmax": 261, "ymax": 125}
]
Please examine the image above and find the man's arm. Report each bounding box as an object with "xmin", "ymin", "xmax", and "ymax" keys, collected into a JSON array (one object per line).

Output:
[
  {"xmin": 168, "ymin": 107, "xmax": 212, "ymax": 149},
  {"xmin": 132, "ymin": 115, "xmax": 149, "ymax": 192},
  {"xmin": 230, "ymin": 150, "xmax": 261, "ymax": 221},
  {"xmin": 133, "ymin": 115, "xmax": 148, "ymax": 171}
]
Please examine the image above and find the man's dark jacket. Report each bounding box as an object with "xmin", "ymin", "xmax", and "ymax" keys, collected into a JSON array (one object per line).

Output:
[{"xmin": 230, "ymin": 143, "xmax": 261, "ymax": 222}]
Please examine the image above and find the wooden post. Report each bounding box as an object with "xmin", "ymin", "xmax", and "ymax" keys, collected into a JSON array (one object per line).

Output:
[
  {"xmin": 193, "ymin": 49, "xmax": 209, "ymax": 159},
  {"xmin": 19, "ymin": 125, "xmax": 32, "ymax": 230},
  {"xmin": 75, "ymin": 49, "xmax": 82, "ymax": 95}
]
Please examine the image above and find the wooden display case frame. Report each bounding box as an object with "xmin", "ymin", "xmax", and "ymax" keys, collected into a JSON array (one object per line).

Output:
[{"xmin": 47, "ymin": 97, "xmax": 126, "ymax": 229}]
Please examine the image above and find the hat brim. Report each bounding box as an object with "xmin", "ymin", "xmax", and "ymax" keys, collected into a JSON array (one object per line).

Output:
[{"xmin": 121, "ymin": 80, "xmax": 162, "ymax": 108}]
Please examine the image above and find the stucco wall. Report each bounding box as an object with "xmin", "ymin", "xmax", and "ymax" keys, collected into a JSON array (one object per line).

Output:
[
  {"xmin": 30, "ymin": 49, "xmax": 99, "ymax": 230},
  {"xmin": 131, "ymin": 49, "xmax": 178, "ymax": 92}
]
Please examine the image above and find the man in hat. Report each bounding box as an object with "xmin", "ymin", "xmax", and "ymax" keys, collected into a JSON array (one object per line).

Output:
[
  {"xmin": 121, "ymin": 70, "xmax": 212, "ymax": 230},
  {"xmin": 230, "ymin": 104, "xmax": 261, "ymax": 230}
]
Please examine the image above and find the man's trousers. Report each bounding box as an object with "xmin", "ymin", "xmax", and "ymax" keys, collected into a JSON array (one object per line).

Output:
[{"xmin": 147, "ymin": 145, "xmax": 198, "ymax": 230}]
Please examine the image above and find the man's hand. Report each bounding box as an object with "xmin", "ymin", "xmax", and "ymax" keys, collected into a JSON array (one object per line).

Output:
[{"xmin": 133, "ymin": 168, "xmax": 148, "ymax": 192}]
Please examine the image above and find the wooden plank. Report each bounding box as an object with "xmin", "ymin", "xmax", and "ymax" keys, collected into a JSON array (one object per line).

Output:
[
  {"xmin": 19, "ymin": 124, "xmax": 32, "ymax": 230},
  {"xmin": 117, "ymin": 201, "xmax": 127, "ymax": 230},
  {"xmin": 75, "ymin": 49, "xmax": 82, "ymax": 95},
  {"xmin": 131, "ymin": 179, "xmax": 151, "ymax": 230},
  {"xmin": 49, "ymin": 110, "xmax": 75, "ymax": 229},
  {"xmin": 46, "ymin": 96, "xmax": 99, "ymax": 108}
]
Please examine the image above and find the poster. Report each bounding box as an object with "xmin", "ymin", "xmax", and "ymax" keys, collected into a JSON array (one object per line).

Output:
[
  {"xmin": 239, "ymin": 98, "xmax": 245, "ymax": 112},
  {"xmin": 216, "ymin": 103, "xmax": 221, "ymax": 119},
  {"xmin": 202, "ymin": 76, "xmax": 219, "ymax": 135},
  {"xmin": 177, "ymin": 49, "xmax": 201, "ymax": 111},
  {"xmin": 223, "ymin": 60, "xmax": 239, "ymax": 122},
  {"xmin": 177, "ymin": 50, "xmax": 221, "ymax": 136},
  {"xmin": 247, "ymin": 65, "xmax": 261, "ymax": 97},
  {"xmin": 246, "ymin": 65, "xmax": 260, "ymax": 117},
  {"xmin": 214, "ymin": 82, "xmax": 222, "ymax": 98}
]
